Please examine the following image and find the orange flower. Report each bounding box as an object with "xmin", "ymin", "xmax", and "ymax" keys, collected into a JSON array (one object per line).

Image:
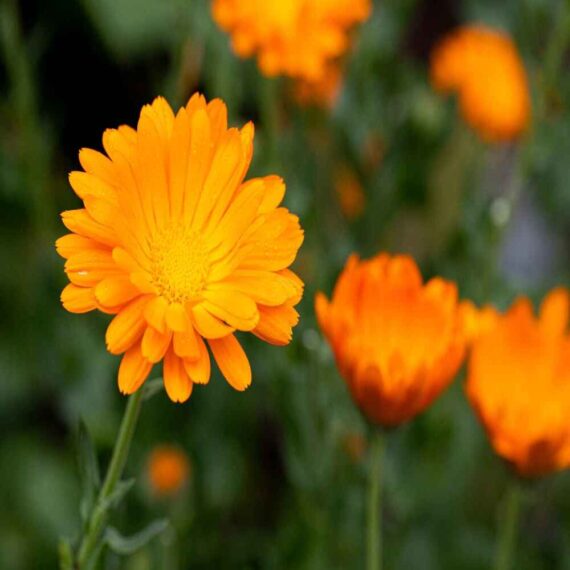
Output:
[
  {"xmin": 315, "ymin": 253, "xmax": 469, "ymax": 427},
  {"xmin": 467, "ymin": 290, "xmax": 570, "ymax": 477},
  {"xmin": 212, "ymin": 0, "xmax": 371, "ymax": 81},
  {"xmin": 56, "ymin": 94, "xmax": 304, "ymax": 402},
  {"xmin": 430, "ymin": 25, "xmax": 530, "ymax": 142},
  {"xmin": 148, "ymin": 445, "xmax": 190, "ymax": 495},
  {"xmin": 335, "ymin": 165, "xmax": 365, "ymax": 220}
]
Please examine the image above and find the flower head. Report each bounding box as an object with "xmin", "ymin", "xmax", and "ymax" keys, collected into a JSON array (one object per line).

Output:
[
  {"xmin": 467, "ymin": 290, "xmax": 570, "ymax": 477},
  {"xmin": 148, "ymin": 445, "xmax": 190, "ymax": 495},
  {"xmin": 316, "ymin": 253, "xmax": 468, "ymax": 427},
  {"xmin": 212, "ymin": 0, "xmax": 371, "ymax": 81},
  {"xmin": 57, "ymin": 94, "xmax": 304, "ymax": 402},
  {"xmin": 430, "ymin": 25, "xmax": 530, "ymax": 142}
]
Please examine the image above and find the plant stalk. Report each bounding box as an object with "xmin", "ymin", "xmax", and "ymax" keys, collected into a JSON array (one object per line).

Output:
[
  {"xmin": 367, "ymin": 429, "xmax": 384, "ymax": 570},
  {"xmin": 76, "ymin": 389, "xmax": 144, "ymax": 568},
  {"xmin": 493, "ymin": 481, "xmax": 522, "ymax": 570}
]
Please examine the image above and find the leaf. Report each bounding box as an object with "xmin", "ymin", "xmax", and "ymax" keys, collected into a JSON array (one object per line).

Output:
[
  {"xmin": 143, "ymin": 377, "xmax": 164, "ymax": 401},
  {"xmin": 104, "ymin": 519, "xmax": 170, "ymax": 555},
  {"xmin": 57, "ymin": 538, "xmax": 73, "ymax": 570},
  {"xmin": 96, "ymin": 478, "xmax": 136, "ymax": 517},
  {"xmin": 76, "ymin": 420, "xmax": 101, "ymax": 524}
]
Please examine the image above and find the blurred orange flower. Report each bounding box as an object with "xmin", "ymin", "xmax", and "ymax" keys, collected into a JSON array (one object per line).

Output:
[
  {"xmin": 316, "ymin": 253, "xmax": 469, "ymax": 427},
  {"xmin": 430, "ymin": 25, "xmax": 530, "ymax": 142},
  {"xmin": 212, "ymin": 0, "xmax": 371, "ymax": 81},
  {"xmin": 293, "ymin": 63, "xmax": 343, "ymax": 108},
  {"xmin": 148, "ymin": 445, "xmax": 190, "ymax": 496},
  {"xmin": 467, "ymin": 289, "xmax": 570, "ymax": 477},
  {"xmin": 335, "ymin": 165, "xmax": 365, "ymax": 220},
  {"xmin": 56, "ymin": 94, "xmax": 304, "ymax": 402}
]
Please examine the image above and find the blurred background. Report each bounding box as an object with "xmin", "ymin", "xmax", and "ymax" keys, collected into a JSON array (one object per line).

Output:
[{"xmin": 1, "ymin": 0, "xmax": 570, "ymax": 568}]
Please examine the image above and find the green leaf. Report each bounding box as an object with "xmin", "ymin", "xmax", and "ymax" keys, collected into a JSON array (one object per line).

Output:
[
  {"xmin": 96, "ymin": 478, "xmax": 136, "ymax": 517},
  {"xmin": 143, "ymin": 377, "xmax": 164, "ymax": 401},
  {"xmin": 104, "ymin": 519, "xmax": 170, "ymax": 556},
  {"xmin": 76, "ymin": 420, "xmax": 101, "ymax": 525},
  {"xmin": 57, "ymin": 538, "xmax": 73, "ymax": 570}
]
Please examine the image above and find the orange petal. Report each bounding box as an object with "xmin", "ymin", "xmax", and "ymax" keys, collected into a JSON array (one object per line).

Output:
[
  {"xmin": 173, "ymin": 326, "xmax": 200, "ymax": 359},
  {"xmin": 136, "ymin": 111, "xmax": 169, "ymax": 228},
  {"xmin": 95, "ymin": 276, "xmax": 141, "ymax": 308},
  {"xmin": 163, "ymin": 348, "xmax": 193, "ymax": 403},
  {"xmin": 206, "ymin": 98, "xmax": 228, "ymax": 144},
  {"xmin": 211, "ymin": 271, "xmax": 295, "ymax": 307},
  {"xmin": 236, "ymin": 209, "xmax": 304, "ymax": 272},
  {"xmin": 279, "ymin": 268, "xmax": 304, "ymax": 303},
  {"xmin": 253, "ymin": 304, "xmax": 299, "ymax": 346},
  {"xmin": 183, "ymin": 109, "xmax": 213, "ymax": 222},
  {"xmin": 56, "ymin": 234, "xmax": 106, "ymax": 259},
  {"xmin": 106, "ymin": 296, "xmax": 150, "ymax": 355},
  {"xmin": 240, "ymin": 175, "xmax": 285, "ymax": 214},
  {"xmin": 144, "ymin": 296, "xmax": 169, "ymax": 333},
  {"xmin": 202, "ymin": 289, "xmax": 259, "ymax": 331},
  {"xmin": 192, "ymin": 129, "xmax": 245, "ymax": 231},
  {"xmin": 141, "ymin": 326, "xmax": 172, "ymax": 363},
  {"xmin": 168, "ymin": 107, "xmax": 191, "ymax": 222},
  {"xmin": 78, "ymin": 147, "xmax": 115, "ymax": 185},
  {"xmin": 183, "ymin": 335, "xmax": 211, "ymax": 384},
  {"xmin": 192, "ymin": 304, "xmax": 235, "ymax": 339},
  {"xmin": 141, "ymin": 96, "xmax": 174, "ymax": 142},
  {"xmin": 130, "ymin": 272, "xmax": 158, "ymax": 294},
  {"xmin": 61, "ymin": 209, "xmax": 117, "ymax": 247},
  {"xmin": 112, "ymin": 247, "xmax": 144, "ymax": 272},
  {"xmin": 208, "ymin": 334, "xmax": 251, "ymax": 391},
  {"xmin": 118, "ymin": 342, "xmax": 153, "ymax": 394},
  {"xmin": 166, "ymin": 302, "xmax": 190, "ymax": 332},
  {"xmin": 61, "ymin": 284, "xmax": 97, "ymax": 313},
  {"xmin": 540, "ymin": 288, "xmax": 569, "ymax": 337},
  {"xmin": 207, "ymin": 178, "xmax": 264, "ymax": 257},
  {"xmin": 68, "ymin": 171, "xmax": 116, "ymax": 202},
  {"xmin": 65, "ymin": 250, "xmax": 121, "ymax": 287}
]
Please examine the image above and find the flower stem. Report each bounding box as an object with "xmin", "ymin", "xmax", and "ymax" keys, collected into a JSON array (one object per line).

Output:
[
  {"xmin": 367, "ymin": 429, "xmax": 384, "ymax": 570},
  {"xmin": 77, "ymin": 389, "xmax": 144, "ymax": 568},
  {"xmin": 493, "ymin": 481, "xmax": 522, "ymax": 570}
]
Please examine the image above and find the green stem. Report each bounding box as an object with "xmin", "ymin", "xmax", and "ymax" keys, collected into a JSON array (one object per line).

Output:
[
  {"xmin": 367, "ymin": 430, "xmax": 384, "ymax": 570},
  {"xmin": 77, "ymin": 389, "xmax": 144, "ymax": 568},
  {"xmin": 493, "ymin": 481, "xmax": 522, "ymax": 570}
]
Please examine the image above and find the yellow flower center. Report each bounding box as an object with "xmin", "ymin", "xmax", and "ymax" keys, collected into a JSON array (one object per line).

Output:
[{"xmin": 150, "ymin": 226, "xmax": 210, "ymax": 304}]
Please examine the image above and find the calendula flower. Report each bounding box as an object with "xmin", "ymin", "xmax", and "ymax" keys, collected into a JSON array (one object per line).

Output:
[
  {"xmin": 316, "ymin": 253, "xmax": 469, "ymax": 427},
  {"xmin": 56, "ymin": 94, "xmax": 304, "ymax": 402},
  {"xmin": 212, "ymin": 0, "xmax": 371, "ymax": 81},
  {"xmin": 430, "ymin": 25, "xmax": 530, "ymax": 142},
  {"xmin": 148, "ymin": 445, "xmax": 190, "ymax": 496},
  {"xmin": 467, "ymin": 289, "xmax": 570, "ymax": 477},
  {"xmin": 335, "ymin": 165, "xmax": 365, "ymax": 220}
]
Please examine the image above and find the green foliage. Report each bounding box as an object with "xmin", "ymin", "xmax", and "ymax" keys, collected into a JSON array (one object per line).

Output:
[
  {"xmin": 104, "ymin": 519, "xmax": 170, "ymax": 556},
  {"xmin": 0, "ymin": 0, "xmax": 570, "ymax": 568}
]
